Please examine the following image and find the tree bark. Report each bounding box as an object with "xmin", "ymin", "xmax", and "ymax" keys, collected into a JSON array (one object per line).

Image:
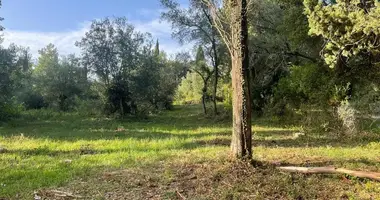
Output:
[
  {"xmin": 201, "ymin": 77, "xmax": 210, "ymax": 115},
  {"xmin": 212, "ymin": 38, "xmax": 219, "ymax": 115},
  {"xmin": 230, "ymin": 0, "xmax": 252, "ymax": 159},
  {"xmin": 202, "ymin": 87, "xmax": 207, "ymax": 114}
]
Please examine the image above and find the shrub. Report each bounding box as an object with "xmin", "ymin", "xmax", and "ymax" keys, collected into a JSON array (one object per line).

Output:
[
  {"xmin": 268, "ymin": 64, "xmax": 332, "ymax": 116},
  {"xmin": 0, "ymin": 101, "xmax": 22, "ymax": 121},
  {"xmin": 74, "ymin": 98, "xmax": 104, "ymax": 117},
  {"xmin": 175, "ymin": 72, "xmax": 203, "ymax": 104},
  {"xmin": 337, "ymin": 100, "xmax": 357, "ymax": 135},
  {"xmin": 22, "ymin": 92, "xmax": 46, "ymax": 110},
  {"xmin": 221, "ymin": 83, "xmax": 232, "ymax": 109}
]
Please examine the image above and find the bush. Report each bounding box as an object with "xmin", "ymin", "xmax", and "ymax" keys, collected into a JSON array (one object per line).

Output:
[
  {"xmin": 0, "ymin": 102, "xmax": 22, "ymax": 121},
  {"xmin": 299, "ymin": 105, "xmax": 339, "ymax": 134},
  {"xmin": 22, "ymin": 92, "xmax": 46, "ymax": 110},
  {"xmin": 74, "ymin": 98, "xmax": 104, "ymax": 117},
  {"xmin": 221, "ymin": 83, "xmax": 232, "ymax": 109},
  {"xmin": 106, "ymin": 75, "xmax": 135, "ymax": 116},
  {"xmin": 268, "ymin": 64, "xmax": 332, "ymax": 115},
  {"xmin": 175, "ymin": 72, "xmax": 203, "ymax": 104}
]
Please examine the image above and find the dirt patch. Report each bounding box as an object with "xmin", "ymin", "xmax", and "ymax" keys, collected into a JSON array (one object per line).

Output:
[{"xmin": 43, "ymin": 159, "xmax": 380, "ymax": 200}]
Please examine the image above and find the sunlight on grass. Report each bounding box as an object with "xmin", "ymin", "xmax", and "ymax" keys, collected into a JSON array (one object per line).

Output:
[{"xmin": 1, "ymin": 105, "xmax": 380, "ymax": 199}]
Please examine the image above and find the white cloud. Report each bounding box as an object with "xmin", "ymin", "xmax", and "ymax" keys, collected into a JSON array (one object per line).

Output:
[
  {"xmin": 133, "ymin": 18, "xmax": 193, "ymax": 55},
  {"xmin": 2, "ymin": 24, "xmax": 89, "ymax": 58},
  {"xmin": 134, "ymin": 19, "xmax": 172, "ymax": 38},
  {"xmin": 1, "ymin": 17, "xmax": 192, "ymax": 59}
]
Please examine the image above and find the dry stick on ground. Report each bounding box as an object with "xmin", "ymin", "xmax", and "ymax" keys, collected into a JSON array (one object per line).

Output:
[
  {"xmin": 277, "ymin": 166, "xmax": 380, "ymax": 181},
  {"xmin": 37, "ymin": 190, "xmax": 84, "ymax": 198},
  {"xmin": 176, "ymin": 190, "xmax": 186, "ymax": 200}
]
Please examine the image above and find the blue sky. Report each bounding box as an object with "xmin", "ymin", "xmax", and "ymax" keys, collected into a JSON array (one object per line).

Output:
[{"xmin": 1, "ymin": 0, "xmax": 191, "ymax": 57}]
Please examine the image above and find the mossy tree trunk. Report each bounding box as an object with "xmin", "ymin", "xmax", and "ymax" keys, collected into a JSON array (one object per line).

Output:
[
  {"xmin": 229, "ymin": 0, "xmax": 252, "ymax": 159},
  {"xmin": 203, "ymin": 0, "xmax": 252, "ymax": 159}
]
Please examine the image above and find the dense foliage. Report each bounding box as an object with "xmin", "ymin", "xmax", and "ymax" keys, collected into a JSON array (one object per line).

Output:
[
  {"xmin": 305, "ymin": 0, "xmax": 380, "ymax": 68},
  {"xmin": 74, "ymin": 18, "xmax": 189, "ymax": 116},
  {"xmin": 0, "ymin": 45, "xmax": 22, "ymax": 120},
  {"xmin": 0, "ymin": 0, "xmax": 379, "ymax": 136},
  {"xmin": 0, "ymin": 16, "xmax": 188, "ymax": 120}
]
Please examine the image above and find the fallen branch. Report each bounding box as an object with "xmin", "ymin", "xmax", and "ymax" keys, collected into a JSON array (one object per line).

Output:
[
  {"xmin": 176, "ymin": 190, "xmax": 186, "ymax": 200},
  {"xmin": 277, "ymin": 166, "xmax": 380, "ymax": 181},
  {"xmin": 35, "ymin": 190, "xmax": 83, "ymax": 199}
]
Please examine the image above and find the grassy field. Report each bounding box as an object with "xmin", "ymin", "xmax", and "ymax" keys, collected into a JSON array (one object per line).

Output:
[{"xmin": 1, "ymin": 104, "xmax": 380, "ymax": 199}]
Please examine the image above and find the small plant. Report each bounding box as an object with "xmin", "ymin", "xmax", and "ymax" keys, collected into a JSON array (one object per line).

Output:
[{"xmin": 337, "ymin": 100, "xmax": 357, "ymax": 135}]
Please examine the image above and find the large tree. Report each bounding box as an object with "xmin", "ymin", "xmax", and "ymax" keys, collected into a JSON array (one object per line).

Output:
[
  {"xmin": 76, "ymin": 18, "xmax": 120, "ymax": 86},
  {"xmin": 77, "ymin": 17, "xmax": 183, "ymax": 115},
  {"xmin": 305, "ymin": 0, "xmax": 380, "ymax": 69},
  {"xmin": 0, "ymin": 45, "xmax": 19, "ymax": 120},
  {"xmin": 34, "ymin": 44, "xmax": 85, "ymax": 111},
  {"xmin": 304, "ymin": 0, "xmax": 380, "ymax": 101},
  {"xmin": 246, "ymin": 0, "xmax": 322, "ymax": 113},
  {"xmin": 76, "ymin": 18, "xmax": 145, "ymax": 115},
  {"xmin": 203, "ymin": 0, "xmax": 252, "ymax": 158}
]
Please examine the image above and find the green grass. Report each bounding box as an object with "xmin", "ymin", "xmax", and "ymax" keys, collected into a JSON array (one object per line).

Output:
[{"xmin": 0, "ymin": 104, "xmax": 380, "ymax": 199}]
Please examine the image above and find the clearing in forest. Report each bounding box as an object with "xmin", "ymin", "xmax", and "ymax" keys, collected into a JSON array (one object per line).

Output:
[{"xmin": 0, "ymin": 105, "xmax": 380, "ymax": 199}]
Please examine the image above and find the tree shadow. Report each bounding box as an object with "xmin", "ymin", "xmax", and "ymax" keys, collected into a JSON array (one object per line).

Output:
[
  {"xmin": 1, "ymin": 105, "xmax": 232, "ymax": 141},
  {"xmin": 2, "ymin": 104, "xmax": 379, "ymax": 148},
  {"xmin": 0, "ymin": 129, "xmax": 232, "ymax": 142},
  {"xmin": 179, "ymin": 130, "xmax": 380, "ymax": 149},
  {"xmin": 2, "ymin": 148, "xmax": 123, "ymax": 157},
  {"xmin": 253, "ymin": 134, "xmax": 380, "ymax": 148}
]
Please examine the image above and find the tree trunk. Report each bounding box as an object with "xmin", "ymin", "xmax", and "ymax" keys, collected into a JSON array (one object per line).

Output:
[
  {"xmin": 212, "ymin": 39, "xmax": 219, "ymax": 115},
  {"xmin": 213, "ymin": 70, "xmax": 218, "ymax": 115},
  {"xmin": 202, "ymin": 85, "xmax": 208, "ymax": 115},
  {"xmin": 120, "ymin": 98, "xmax": 125, "ymax": 116},
  {"xmin": 230, "ymin": 0, "xmax": 252, "ymax": 159},
  {"xmin": 59, "ymin": 94, "xmax": 67, "ymax": 111}
]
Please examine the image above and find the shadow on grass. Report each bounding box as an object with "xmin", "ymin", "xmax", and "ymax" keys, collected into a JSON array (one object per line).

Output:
[
  {"xmin": 0, "ymin": 128, "xmax": 232, "ymax": 142},
  {"xmin": 0, "ymin": 160, "xmax": 126, "ymax": 199},
  {"xmin": 1, "ymin": 105, "xmax": 232, "ymax": 140},
  {"xmin": 253, "ymin": 135, "xmax": 380, "ymax": 148},
  {"xmin": 2, "ymin": 104, "xmax": 379, "ymax": 148},
  {"xmin": 180, "ymin": 132, "xmax": 380, "ymax": 149},
  {"xmin": 2, "ymin": 148, "xmax": 121, "ymax": 157}
]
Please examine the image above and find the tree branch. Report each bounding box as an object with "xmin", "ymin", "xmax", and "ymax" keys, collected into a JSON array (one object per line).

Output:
[
  {"xmin": 202, "ymin": 0, "xmax": 233, "ymax": 54},
  {"xmin": 285, "ymin": 51, "xmax": 317, "ymax": 62},
  {"xmin": 278, "ymin": 166, "xmax": 380, "ymax": 181}
]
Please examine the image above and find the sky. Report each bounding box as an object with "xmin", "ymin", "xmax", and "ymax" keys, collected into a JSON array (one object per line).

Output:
[{"xmin": 1, "ymin": 0, "xmax": 191, "ymax": 58}]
